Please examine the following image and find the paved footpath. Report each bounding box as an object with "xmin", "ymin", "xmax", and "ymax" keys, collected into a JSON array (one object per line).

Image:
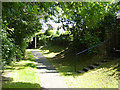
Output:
[{"xmin": 28, "ymin": 49, "xmax": 68, "ymax": 89}]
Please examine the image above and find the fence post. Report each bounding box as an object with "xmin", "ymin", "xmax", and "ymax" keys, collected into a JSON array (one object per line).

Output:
[{"xmin": 75, "ymin": 58, "xmax": 76, "ymax": 72}]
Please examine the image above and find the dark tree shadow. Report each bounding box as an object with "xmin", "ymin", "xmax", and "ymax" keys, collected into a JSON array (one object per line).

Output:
[{"xmin": 2, "ymin": 81, "xmax": 41, "ymax": 89}]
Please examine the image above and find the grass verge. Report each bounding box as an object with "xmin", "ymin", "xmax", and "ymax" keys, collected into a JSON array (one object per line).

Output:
[
  {"xmin": 39, "ymin": 45, "xmax": 120, "ymax": 88},
  {"xmin": 2, "ymin": 51, "xmax": 41, "ymax": 88}
]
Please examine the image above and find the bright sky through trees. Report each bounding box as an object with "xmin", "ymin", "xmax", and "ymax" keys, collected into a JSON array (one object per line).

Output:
[{"xmin": 40, "ymin": 16, "xmax": 65, "ymax": 34}]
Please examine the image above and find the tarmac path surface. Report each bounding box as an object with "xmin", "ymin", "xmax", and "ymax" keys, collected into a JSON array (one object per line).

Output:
[{"xmin": 28, "ymin": 49, "xmax": 68, "ymax": 89}]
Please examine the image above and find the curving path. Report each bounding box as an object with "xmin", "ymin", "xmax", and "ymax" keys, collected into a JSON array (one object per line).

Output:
[{"xmin": 27, "ymin": 49, "xmax": 68, "ymax": 89}]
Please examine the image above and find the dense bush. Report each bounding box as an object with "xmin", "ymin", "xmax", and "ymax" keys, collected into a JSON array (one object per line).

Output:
[{"xmin": 2, "ymin": 29, "xmax": 23, "ymax": 65}]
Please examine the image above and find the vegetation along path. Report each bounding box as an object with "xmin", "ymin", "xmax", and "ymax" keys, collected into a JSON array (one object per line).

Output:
[{"xmin": 28, "ymin": 49, "xmax": 68, "ymax": 88}]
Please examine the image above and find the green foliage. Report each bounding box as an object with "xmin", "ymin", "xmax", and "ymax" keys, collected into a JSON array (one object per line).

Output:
[
  {"xmin": 56, "ymin": 30, "xmax": 60, "ymax": 35},
  {"xmin": 56, "ymin": 2, "xmax": 119, "ymax": 53},
  {"xmin": 45, "ymin": 30, "xmax": 55, "ymax": 36},
  {"xmin": 2, "ymin": 2, "xmax": 52, "ymax": 64},
  {"xmin": 2, "ymin": 2, "xmax": 119, "ymax": 64},
  {"xmin": 2, "ymin": 33, "xmax": 15, "ymax": 65},
  {"xmin": 1, "ymin": 29, "xmax": 23, "ymax": 65},
  {"xmin": 38, "ymin": 34, "xmax": 48, "ymax": 46}
]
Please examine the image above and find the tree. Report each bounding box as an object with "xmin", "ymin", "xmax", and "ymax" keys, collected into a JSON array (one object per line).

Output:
[
  {"xmin": 2, "ymin": 2, "xmax": 119, "ymax": 65},
  {"xmin": 55, "ymin": 2, "xmax": 119, "ymax": 52},
  {"xmin": 2, "ymin": 2, "xmax": 55, "ymax": 64}
]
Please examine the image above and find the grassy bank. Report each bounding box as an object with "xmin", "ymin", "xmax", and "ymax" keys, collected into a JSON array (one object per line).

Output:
[
  {"xmin": 39, "ymin": 45, "xmax": 120, "ymax": 88},
  {"xmin": 2, "ymin": 51, "xmax": 41, "ymax": 88}
]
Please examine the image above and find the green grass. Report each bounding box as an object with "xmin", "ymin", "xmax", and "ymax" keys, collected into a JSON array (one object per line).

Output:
[
  {"xmin": 2, "ymin": 51, "xmax": 41, "ymax": 89},
  {"xmin": 39, "ymin": 45, "xmax": 120, "ymax": 88}
]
